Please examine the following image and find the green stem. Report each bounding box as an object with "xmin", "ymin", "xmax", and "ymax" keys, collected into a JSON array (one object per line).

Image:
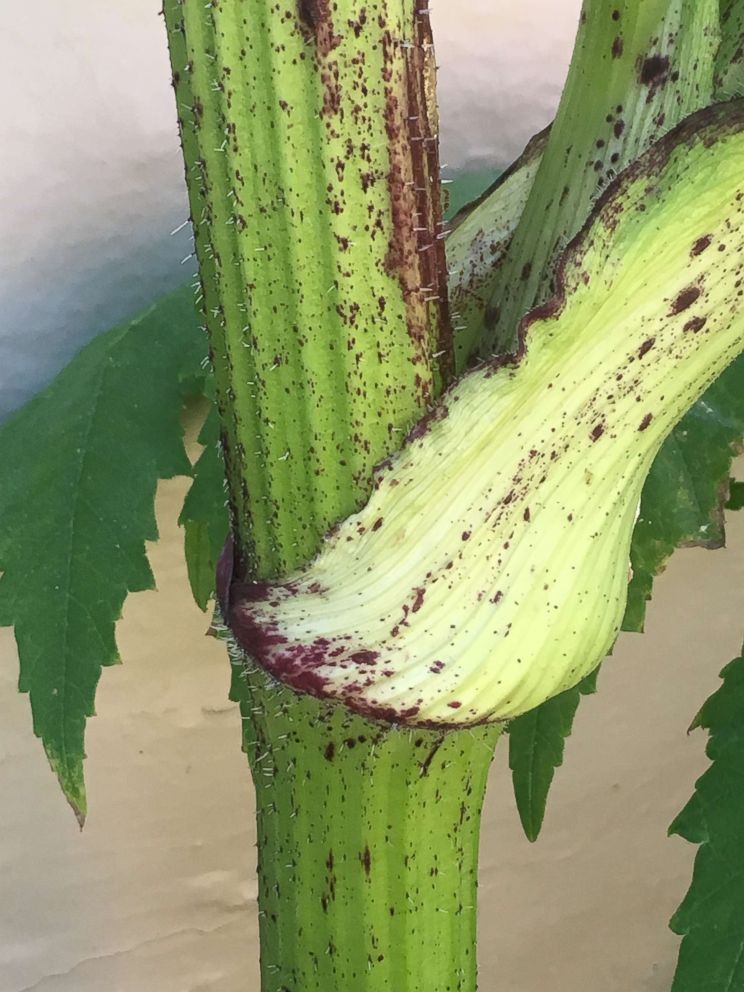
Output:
[
  {"xmin": 164, "ymin": 0, "xmax": 452, "ymax": 580},
  {"xmin": 238, "ymin": 660, "xmax": 501, "ymax": 991},
  {"xmin": 477, "ymin": 0, "xmax": 718, "ymax": 357},
  {"xmin": 163, "ymin": 1, "xmax": 500, "ymax": 989}
]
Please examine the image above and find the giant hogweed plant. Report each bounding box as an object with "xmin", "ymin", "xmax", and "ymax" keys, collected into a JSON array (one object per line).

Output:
[{"xmin": 2, "ymin": 0, "xmax": 744, "ymax": 989}]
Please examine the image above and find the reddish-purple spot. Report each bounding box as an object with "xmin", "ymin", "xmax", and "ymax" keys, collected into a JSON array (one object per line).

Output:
[
  {"xmin": 684, "ymin": 316, "xmax": 707, "ymax": 333},
  {"xmin": 491, "ymin": 591, "xmax": 503, "ymax": 605},
  {"xmin": 406, "ymin": 403, "xmax": 449, "ymax": 443},
  {"xmin": 612, "ymin": 36, "xmax": 624, "ymax": 58},
  {"xmin": 430, "ymin": 660, "xmax": 445, "ymax": 674},
  {"xmin": 372, "ymin": 517, "xmax": 384, "ymax": 531},
  {"xmin": 461, "ymin": 530, "xmax": 471, "ymax": 541},
  {"xmin": 350, "ymin": 649, "xmax": 379, "ymax": 667},
  {"xmin": 691, "ymin": 235, "xmax": 712, "ymax": 257},
  {"xmin": 638, "ymin": 413, "xmax": 653, "ymax": 431},
  {"xmin": 216, "ymin": 538, "xmax": 235, "ymax": 618},
  {"xmin": 640, "ymin": 54, "xmax": 669, "ymax": 86},
  {"xmin": 398, "ymin": 705, "xmax": 420, "ymax": 720},
  {"xmin": 362, "ymin": 846, "xmax": 372, "ymax": 876},
  {"xmin": 638, "ymin": 337, "xmax": 655, "ymax": 358},
  {"xmin": 291, "ymin": 670, "xmax": 332, "ymax": 695},
  {"xmin": 411, "ymin": 587, "xmax": 426, "ymax": 613},
  {"xmin": 591, "ymin": 423, "xmax": 605, "ymax": 441},
  {"xmin": 670, "ymin": 285, "xmax": 702, "ymax": 315},
  {"xmin": 447, "ymin": 701, "xmax": 462, "ymax": 709}
]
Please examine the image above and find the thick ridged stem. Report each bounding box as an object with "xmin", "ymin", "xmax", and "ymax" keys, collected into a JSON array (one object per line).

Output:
[
  {"xmin": 163, "ymin": 2, "xmax": 499, "ymax": 990},
  {"xmin": 164, "ymin": 0, "xmax": 452, "ymax": 580},
  {"xmin": 237, "ymin": 661, "xmax": 501, "ymax": 992}
]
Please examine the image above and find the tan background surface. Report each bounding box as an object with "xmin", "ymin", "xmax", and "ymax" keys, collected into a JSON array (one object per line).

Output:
[{"xmin": 2, "ymin": 1, "xmax": 743, "ymax": 990}]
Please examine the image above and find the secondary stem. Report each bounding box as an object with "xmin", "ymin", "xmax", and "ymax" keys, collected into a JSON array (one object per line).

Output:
[{"xmin": 476, "ymin": 0, "xmax": 718, "ymax": 357}]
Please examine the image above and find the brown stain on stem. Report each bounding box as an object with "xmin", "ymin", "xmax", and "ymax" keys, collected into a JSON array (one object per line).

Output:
[
  {"xmin": 382, "ymin": 1, "xmax": 453, "ymax": 395},
  {"xmin": 297, "ymin": 0, "xmax": 342, "ymax": 55}
]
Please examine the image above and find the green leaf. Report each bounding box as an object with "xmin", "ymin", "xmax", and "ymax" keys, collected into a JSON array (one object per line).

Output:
[
  {"xmin": 179, "ymin": 406, "xmax": 229, "ymax": 611},
  {"xmin": 624, "ymin": 355, "xmax": 744, "ymax": 631},
  {"xmin": 509, "ymin": 671, "xmax": 598, "ymax": 842},
  {"xmin": 0, "ymin": 286, "xmax": 206, "ymax": 820},
  {"xmin": 669, "ymin": 648, "xmax": 744, "ymax": 992}
]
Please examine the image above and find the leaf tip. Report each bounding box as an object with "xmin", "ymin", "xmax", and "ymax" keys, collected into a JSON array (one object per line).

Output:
[
  {"xmin": 522, "ymin": 820, "xmax": 542, "ymax": 844},
  {"xmin": 44, "ymin": 745, "xmax": 87, "ymax": 829},
  {"xmin": 71, "ymin": 799, "xmax": 87, "ymax": 831}
]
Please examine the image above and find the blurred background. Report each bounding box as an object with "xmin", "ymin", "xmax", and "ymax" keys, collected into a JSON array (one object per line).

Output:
[{"xmin": 1, "ymin": 2, "xmax": 742, "ymax": 990}]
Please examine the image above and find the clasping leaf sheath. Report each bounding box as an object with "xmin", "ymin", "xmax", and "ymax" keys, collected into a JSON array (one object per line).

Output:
[{"xmin": 227, "ymin": 105, "xmax": 744, "ymax": 726}]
